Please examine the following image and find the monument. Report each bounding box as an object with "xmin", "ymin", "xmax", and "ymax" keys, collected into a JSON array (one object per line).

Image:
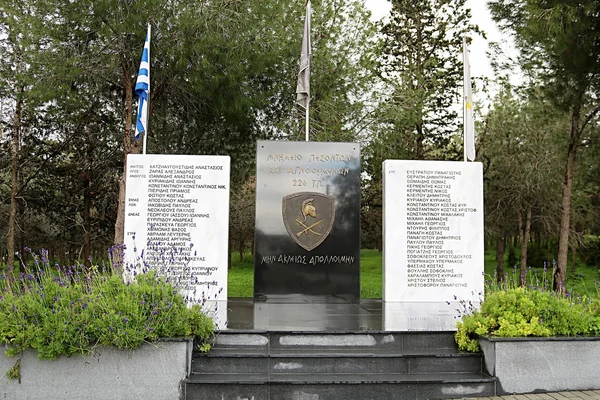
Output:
[
  {"xmin": 123, "ymin": 154, "xmax": 230, "ymax": 327},
  {"xmin": 382, "ymin": 160, "xmax": 484, "ymax": 330},
  {"xmin": 254, "ymin": 141, "xmax": 361, "ymax": 303}
]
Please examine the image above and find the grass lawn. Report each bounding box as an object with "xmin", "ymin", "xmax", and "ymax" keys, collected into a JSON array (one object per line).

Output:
[{"xmin": 229, "ymin": 249, "xmax": 599, "ymax": 298}]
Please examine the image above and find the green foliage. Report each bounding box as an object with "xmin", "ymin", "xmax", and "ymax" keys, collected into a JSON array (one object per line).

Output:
[
  {"xmin": 6, "ymin": 357, "xmax": 21, "ymax": 381},
  {"xmin": 359, "ymin": 249, "xmax": 383, "ymax": 299},
  {"xmin": 197, "ymin": 342, "xmax": 212, "ymax": 353},
  {"xmin": 456, "ymin": 286, "xmax": 600, "ymax": 352},
  {"xmin": 506, "ymin": 246, "xmax": 518, "ymax": 268},
  {"xmin": 228, "ymin": 252, "xmax": 255, "ymax": 298},
  {"xmin": 488, "ymin": 0, "xmax": 600, "ymax": 291},
  {"xmin": 372, "ymin": 0, "xmax": 479, "ymax": 162},
  {"xmin": 0, "ymin": 267, "xmax": 214, "ymax": 364},
  {"xmin": 580, "ymin": 235, "xmax": 600, "ymax": 269}
]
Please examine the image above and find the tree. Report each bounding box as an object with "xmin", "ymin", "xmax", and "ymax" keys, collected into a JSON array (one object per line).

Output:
[
  {"xmin": 377, "ymin": 0, "xmax": 479, "ymax": 160},
  {"xmin": 489, "ymin": 0, "xmax": 600, "ymax": 292},
  {"xmin": 229, "ymin": 176, "xmax": 256, "ymax": 263},
  {"xmin": 481, "ymin": 86, "xmax": 567, "ymax": 282},
  {"xmin": 0, "ymin": 0, "xmax": 382, "ymax": 261},
  {"xmin": 307, "ymin": 0, "xmax": 381, "ymax": 142},
  {"xmin": 1, "ymin": 1, "xmax": 53, "ymax": 270}
]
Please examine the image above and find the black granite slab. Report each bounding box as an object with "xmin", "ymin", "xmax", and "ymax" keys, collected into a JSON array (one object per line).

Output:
[
  {"xmin": 253, "ymin": 141, "xmax": 361, "ymax": 303},
  {"xmin": 225, "ymin": 298, "xmax": 382, "ymax": 331}
]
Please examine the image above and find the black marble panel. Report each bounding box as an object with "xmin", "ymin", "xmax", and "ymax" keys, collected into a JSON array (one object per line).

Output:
[{"xmin": 254, "ymin": 141, "xmax": 361, "ymax": 303}]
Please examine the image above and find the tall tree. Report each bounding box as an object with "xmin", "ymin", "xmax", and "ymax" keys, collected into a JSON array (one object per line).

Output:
[
  {"xmin": 1, "ymin": 1, "xmax": 49, "ymax": 270},
  {"xmin": 489, "ymin": 0, "xmax": 600, "ymax": 292},
  {"xmin": 378, "ymin": 0, "xmax": 479, "ymax": 160},
  {"xmin": 482, "ymin": 87, "xmax": 567, "ymax": 282}
]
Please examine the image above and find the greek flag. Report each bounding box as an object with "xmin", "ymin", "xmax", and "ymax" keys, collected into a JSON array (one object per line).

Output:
[{"xmin": 135, "ymin": 24, "xmax": 151, "ymax": 140}]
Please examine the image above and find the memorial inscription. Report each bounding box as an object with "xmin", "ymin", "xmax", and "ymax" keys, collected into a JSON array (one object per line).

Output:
[
  {"xmin": 254, "ymin": 141, "xmax": 361, "ymax": 303},
  {"xmin": 383, "ymin": 160, "xmax": 483, "ymax": 304},
  {"xmin": 124, "ymin": 154, "xmax": 230, "ymax": 314}
]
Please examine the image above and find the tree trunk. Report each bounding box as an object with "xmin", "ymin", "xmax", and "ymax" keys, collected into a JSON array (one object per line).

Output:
[
  {"xmin": 571, "ymin": 241, "xmax": 577, "ymax": 276},
  {"xmin": 555, "ymin": 91, "xmax": 584, "ymax": 293},
  {"xmin": 415, "ymin": 122, "xmax": 424, "ymax": 159},
  {"xmin": 495, "ymin": 235, "xmax": 506, "ymax": 283},
  {"xmin": 113, "ymin": 58, "xmax": 143, "ymax": 250},
  {"xmin": 520, "ymin": 208, "xmax": 531, "ymax": 286},
  {"xmin": 83, "ymin": 171, "xmax": 92, "ymax": 269},
  {"xmin": 518, "ymin": 213, "xmax": 523, "ymax": 247},
  {"xmin": 7, "ymin": 86, "xmax": 24, "ymax": 275}
]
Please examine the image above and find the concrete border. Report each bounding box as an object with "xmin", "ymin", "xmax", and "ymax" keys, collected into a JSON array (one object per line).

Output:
[
  {"xmin": 479, "ymin": 336, "xmax": 600, "ymax": 394},
  {"xmin": 0, "ymin": 338, "xmax": 192, "ymax": 400}
]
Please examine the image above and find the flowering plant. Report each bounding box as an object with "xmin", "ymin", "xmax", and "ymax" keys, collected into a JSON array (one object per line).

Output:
[
  {"xmin": 0, "ymin": 248, "xmax": 214, "ymax": 377},
  {"xmin": 455, "ymin": 266, "xmax": 600, "ymax": 352}
]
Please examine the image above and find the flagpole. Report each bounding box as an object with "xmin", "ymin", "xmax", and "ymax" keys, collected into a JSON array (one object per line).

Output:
[
  {"xmin": 297, "ymin": 0, "xmax": 311, "ymax": 141},
  {"xmin": 143, "ymin": 23, "xmax": 151, "ymax": 155},
  {"xmin": 463, "ymin": 36, "xmax": 467, "ymax": 162},
  {"xmin": 305, "ymin": 100, "xmax": 309, "ymax": 141},
  {"xmin": 305, "ymin": 0, "xmax": 310, "ymax": 142}
]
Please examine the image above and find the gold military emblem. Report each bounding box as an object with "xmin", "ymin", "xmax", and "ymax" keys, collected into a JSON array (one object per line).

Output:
[{"xmin": 282, "ymin": 192, "xmax": 335, "ymax": 251}]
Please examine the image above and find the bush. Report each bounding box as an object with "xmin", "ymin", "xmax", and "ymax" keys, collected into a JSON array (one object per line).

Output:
[
  {"xmin": 0, "ymin": 259, "xmax": 214, "ymax": 362},
  {"xmin": 455, "ymin": 287, "xmax": 600, "ymax": 352}
]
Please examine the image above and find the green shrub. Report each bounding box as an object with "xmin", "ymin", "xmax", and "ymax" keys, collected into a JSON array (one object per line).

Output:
[
  {"xmin": 456, "ymin": 287, "xmax": 600, "ymax": 351},
  {"xmin": 0, "ymin": 265, "xmax": 214, "ymax": 363}
]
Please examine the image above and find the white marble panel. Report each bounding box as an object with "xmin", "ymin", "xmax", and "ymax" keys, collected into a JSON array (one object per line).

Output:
[
  {"xmin": 383, "ymin": 160, "xmax": 483, "ymax": 311},
  {"xmin": 124, "ymin": 154, "xmax": 230, "ymax": 306}
]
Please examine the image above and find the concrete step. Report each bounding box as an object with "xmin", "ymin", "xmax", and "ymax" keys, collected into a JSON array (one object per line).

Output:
[
  {"xmin": 193, "ymin": 349, "xmax": 483, "ymax": 375},
  {"xmin": 187, "ymin": 330, "xmax": 496, "ymax": 400},
  {"xmin": 184, "ymin": 372, "xmax": 496, "ymax": 400},
  {"xmin": 211, "ymin": 330, "xmax": 457, "ymax": 351}
]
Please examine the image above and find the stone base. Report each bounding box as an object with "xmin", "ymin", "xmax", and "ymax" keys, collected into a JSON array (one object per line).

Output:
[
  {"xmin": 0, "ymin": 339, "xmax": 192, "ymax": 400},
  {"xmin": 479, "ymin": 336, "xmax": 600, "ymax": 394}
]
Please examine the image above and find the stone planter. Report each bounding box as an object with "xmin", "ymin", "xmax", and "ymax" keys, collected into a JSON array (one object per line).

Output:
[
  {"xmin": 479, "ymin": 336, "xmax": 600, "ymax": 394},
  {"xmin": 0, "ymin": 338, "xmax": 193, "ymax": 400}
]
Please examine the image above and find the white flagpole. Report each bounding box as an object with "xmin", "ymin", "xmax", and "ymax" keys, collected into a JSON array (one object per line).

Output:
[
  {"xmin": 463, "ymin": 36, "xmax": 476, "ymax": 162},
  {"xmin": 297, "ymin": 1, "xmax": 311, "ymax": 141},
  {"xmin": 463, "ymin": 36, "xmax": 467, "ymax": 162}
]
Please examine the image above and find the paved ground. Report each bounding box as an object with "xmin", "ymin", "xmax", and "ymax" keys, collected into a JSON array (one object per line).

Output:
[{"xmin": 459, "ymin": 391, "xmax": 600, "ymax": 400}]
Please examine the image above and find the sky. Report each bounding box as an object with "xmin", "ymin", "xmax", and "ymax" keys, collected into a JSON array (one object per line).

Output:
[{"xmin": 363, "ymin": 0, "xmax": 517, "ymax": 84}]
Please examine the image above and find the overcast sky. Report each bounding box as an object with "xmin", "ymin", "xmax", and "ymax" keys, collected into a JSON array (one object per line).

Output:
[{"xmin": 364, "ymin": 0, "xmax": 517, "ymax": 84}]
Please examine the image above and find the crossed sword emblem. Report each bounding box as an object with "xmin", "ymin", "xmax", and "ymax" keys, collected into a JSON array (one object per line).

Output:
[{"xmin": 296, "ymin": 218, "xmax": 323, "ymax": 237}]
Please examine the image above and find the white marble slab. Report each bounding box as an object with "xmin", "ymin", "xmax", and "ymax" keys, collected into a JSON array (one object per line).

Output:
[
  {"xmin": 123, "ymin": 154, "xmax": 230, "ymax": 308},
  {"xmin": 382, "ymin": 160, "xmax": 484, "ymax": 320}
]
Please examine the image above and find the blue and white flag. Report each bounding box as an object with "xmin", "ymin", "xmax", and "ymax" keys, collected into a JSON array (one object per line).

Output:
[{"xmin": 135, "ymin": 24, "xmax": 151, "ymax": 140}]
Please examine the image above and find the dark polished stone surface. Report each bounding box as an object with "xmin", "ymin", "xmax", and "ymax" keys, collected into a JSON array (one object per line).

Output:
[
  {"xmin": 254, "ymin": 141, "xmax": 361, "ymax": 303},
  {"xmin": 226, "ymin": 298, "xmax": 382, "ymax": 331},
  {"xmin": 223, "ymin": 298, "xmax": 460, "ymax": 332}
]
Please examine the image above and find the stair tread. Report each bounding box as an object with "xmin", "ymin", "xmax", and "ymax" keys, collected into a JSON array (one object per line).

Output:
[
  {"xmin": 186, "ymin": 372, "xmax": 495, "ymax": 384},
  {"xmin": 198, "ymin": 348, "xmax": 477, "ymax": 357}
]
